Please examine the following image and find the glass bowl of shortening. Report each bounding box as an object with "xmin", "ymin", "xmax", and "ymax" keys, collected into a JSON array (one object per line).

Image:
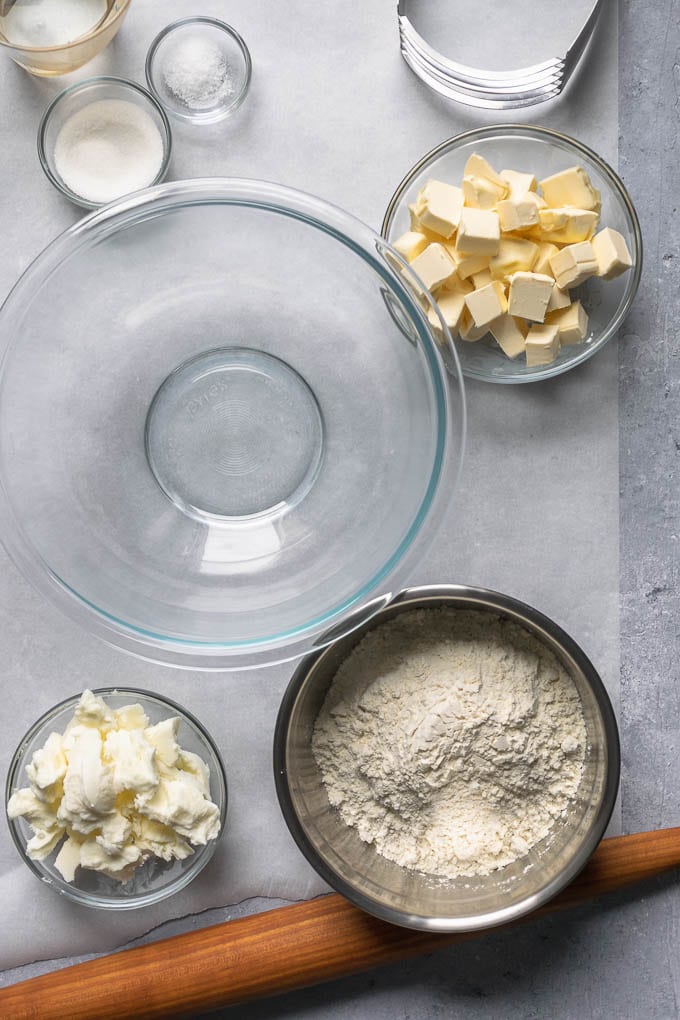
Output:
[
  {"xmin": 382, "ymin": 125, "xmax": 642, "ymax": 383},
  {"xmin": 5, "ymin": 688, "xmax": 227, "ymax": 909},
  {"xmin": 274, "ymin": 585, "xmax": 620, "ymax": 932},
  {"xmin": 0, "ymin": 180, "xmax": 465, "ymax": 669}
]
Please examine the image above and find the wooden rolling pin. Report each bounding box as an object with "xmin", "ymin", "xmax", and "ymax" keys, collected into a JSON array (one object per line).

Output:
[{"xmin": 2, "ymin": 827, "xmax": 679, "ymax": 1020}]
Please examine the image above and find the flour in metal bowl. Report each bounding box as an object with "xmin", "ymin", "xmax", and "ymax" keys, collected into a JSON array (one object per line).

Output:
[{"xmin": 312, "ymin": 608, "xmax": 587, "ymax": 879}]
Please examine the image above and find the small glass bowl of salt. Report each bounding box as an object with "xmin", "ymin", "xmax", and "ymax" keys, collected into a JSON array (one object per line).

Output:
[{"xmin": 146, "ymin": 17, "xmax": 252, "ymax": 125}]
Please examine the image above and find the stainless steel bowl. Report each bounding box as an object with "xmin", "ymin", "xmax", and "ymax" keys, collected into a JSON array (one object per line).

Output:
[{"xmin": 274, "ymin": 584, "xmax": 620, "ymax": 932}]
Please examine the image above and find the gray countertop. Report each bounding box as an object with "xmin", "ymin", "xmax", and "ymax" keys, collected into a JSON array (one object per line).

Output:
[{"xmin": 1, "ymin": 0, "xmax": 679, "ymax": 1017}]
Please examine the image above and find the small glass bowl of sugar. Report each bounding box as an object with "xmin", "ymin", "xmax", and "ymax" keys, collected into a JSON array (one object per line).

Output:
[
  {"xmin": 38, "ymin": 76, "xmax": 172, "ymax": 210},
  {"xmin": 146, "ymin": 17, "xmax": 252, "ymax": 125}
]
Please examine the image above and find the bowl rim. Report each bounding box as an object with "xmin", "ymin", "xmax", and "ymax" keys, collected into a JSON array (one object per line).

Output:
[
  {"xmin": 381, "ymin": 123, "xmax": 643, "ymax": 384},
  {"xmin": 273, "ymin": 583, "xmax": 621, "ymax": 932},
  {"xmin": 0, "ymin": 0, "xmax": 131, "ymax": 53},
  {"xmin": 5, "ymin": 686, "xmax": 228, "ymax": 909},
  {"xmin": 37, "ymin": 75, "xmax": 173, "ymax": 210},
  {"xmin": 145, "ymin": 16, "xmax": 253, "ymax": 123},
  {"xmin": 0, "ymin": 178, "xmax": 465, "ymax": 670}
]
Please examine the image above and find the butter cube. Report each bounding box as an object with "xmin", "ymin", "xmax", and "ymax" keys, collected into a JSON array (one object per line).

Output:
[
  {"xmin": 464, "ymin": 153, "xmax": 507, "ymax": 188},
  {"xmin": 525, "ymin": 324, "xmax": 561, "ymax": 367},
  {"xmin": 591, "ymin": 227, "xmax": 633, "ymax": 280},
  {"xmin": 533, "ymin": 242, "xmax": 559, "ymax": 278},
  {"xmin": 414, "ymin": 180, "xmax": 464, "ymax": 239},
  {"xmin": 459, "ymin": 308, "xmax": 488, "ymax": 342},
  {"xmin": 549, "ymin": 241, "xmax": 599, "ymax": 289},
  {"xmin": 500, "ymin": 169, "xmax": 537, "ymax": 200},
  {"xmin": 490, "ymin": 314, "xmax": 527, "ymax": 359},
  {"xmin": 462, "ymin": 175, "xmax": 507, "ymax": 210},
  {"xmin": 455, "ymin": 207, "xmax": 500, "ymax": 256},
  {"xmin": 537, "ymin": 207, "xmax": 599, "ymax": 244},
  {"xmin": 546, "ymin": 283, "xmax": 571, "ymax": 313},
  {"xmin": 427, "ymin": 289, "xmax": 467, "ymax": 338},
  {"xmin": 409, "ymin": 243, "xmax": 457, "ymax": 292},
  {"xmin": 471, "ymin": 268, "xmax": 493, "ymax": 290},
  {"xmin": 392, "ymin": 230, "xmax": 429, "ymax": 263},
  {"xmin": 489, "ymin": 238, "xmax": 538, "ymax": 280},
  {"xmin": 442, "ymin": 273, "xmax": 473, "ymax": 296},
  {"xmin": 465, "ymin": 280, "xmax": 507, "ymax": 328},
  {"xmin": 408, "ymin": 204, "xmax": 447, "ymax": 241},
  {"xmin": 462, "ymin": 154, "xmax": 509, "ymax": 209},
  {"xmin": 539, "ymin": 165, "xmax": 601, "ymax": 212},
  {"xmin": 546, "ymin": 300, "xmax": 589, "ymax": 345},
  {"xmin": 445, "ymin": 245, "xmax": 491, "ymax": 280},
  {"xmin": 507, "ymin": 272, "xmax": 555, "ymax": 322},
  {"xmin": 497, "ymin": 194, "xmax": 542, "ymax": 233}
]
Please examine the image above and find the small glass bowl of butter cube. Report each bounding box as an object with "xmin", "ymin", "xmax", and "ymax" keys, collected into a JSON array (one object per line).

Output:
[
  {"xmin": 382, "ymin": 125, "xmax": 642, "ymax": 383},
  {"xmin": 5, "ymin": 688, "xmax": 227, "ymax": 909}
]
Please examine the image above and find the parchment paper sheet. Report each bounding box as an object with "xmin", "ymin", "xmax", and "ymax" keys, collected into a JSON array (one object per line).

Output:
[{"xmin": 0, "ymin": 0, "xmax": 619, "ymax": 970}]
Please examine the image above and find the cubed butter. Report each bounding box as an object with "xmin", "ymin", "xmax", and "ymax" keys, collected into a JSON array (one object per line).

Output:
[
  {"xmin": 408, "ymin": 204, "xmax": 446, "ymax": 241},
  {"xmin": 442, "ymin": 273, "xmax": 473, "ymax": 295},
  {"xmin": 462, "ymin": 175, "xmax": 507, "ymax": 210},
  {"xmin": 525, "ymin": 324, "xmax": 561, "ymax": 367},
  {"xmin": 537, "ymin": 207, "xmax": 599, "ymax": 244},
  {"xmin": 500, "ymin": 169, "xmax": 537, "ymax": 200},
  {"xmin": 462, "ymin": 154, "xmax": 509, "ymax": 209},
  {"xmin": 392, "ymin": 230, "xmax": 429, "ymax": 263},
  {"xmin": 533, "ymin": 242, "xmax": 559, "ymax": 278},
  {"xmin": 591, "ymin": 227, "xmax": 633, "ymax": 280},
  {"xmin": 414, "ymin": 180, "xmax": 464, "ymax": 238},
  {"xmin": 465, "ymin": 280, "xmax": 507, "ymax": 328},
  {"xmin": 455, "ymin": 207, "xmax": 500, "ymax": 256},
  {"xmin": 497, "ymin": 194, "xmax": 542, "ymax": 233},
  {"xmin": 539, "ymin": 165, "xmax": 601, "ymax": 212},
  {"xmin": 489, "ymin": 314, "xmax": 527, "ymax": 359},
  {"xmin": 546, "ymin": 300, "xmax": 589, "ymax": 345},
  {"xmin": 427, "ymin": 289, "xmax": 467, "ymax": 338},
  {"xmin": 459, "ymin": 308, "xmax": 488, "ymax": 342},
  {"xmin": 409, "ymin": 243, "xmax": 457, "ymax": 292},
  {"xmin": 464, "ymin": 153, "xmax": 507, "ymax": 188},
  {"xmin": 489, "ymin": 237, "xmax": 538, "ymax": 279},
  {"xmin": 546, "ymin": 283, "xmax": 571, "ymax": 312},
  {"xmin": 471, "ymin": 268, "xmax": 493, "ymax": 290},
  {"xmin": 445, "ymin": 245, "xmax": 491, "ymax": 280},
  {"xmin": 549, "ymin": 241, "xmax": 599, "ymax": 289},
  {"xmin": 507, "ymin": 271, "xmax": 555, "ymax": 322}
]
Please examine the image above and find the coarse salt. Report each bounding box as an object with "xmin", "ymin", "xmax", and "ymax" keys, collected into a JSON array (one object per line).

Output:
[{"xmin": 162, "ymin": 35, "xmax": 234, "ymax": 108}]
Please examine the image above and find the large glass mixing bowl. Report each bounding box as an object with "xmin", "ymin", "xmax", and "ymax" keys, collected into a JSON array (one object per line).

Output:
[{"xmin": 0, "ymin": 180, "xmax": 465, "ymax": 669}]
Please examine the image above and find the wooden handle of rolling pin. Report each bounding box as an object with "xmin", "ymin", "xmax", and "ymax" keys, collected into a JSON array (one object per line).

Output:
[{"xmin": 2, "ymin": 827, "xmax": 679, "ymax": 1020}]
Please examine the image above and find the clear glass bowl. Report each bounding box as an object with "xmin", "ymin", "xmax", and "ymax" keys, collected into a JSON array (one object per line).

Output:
[
  {"xmin": 382, "ymin": 125, "xmax": 642, "ymax": 383},
  {"xmin": 5, "ymin": 688, "xmax": 227, "ymax": 909},
  {"xmin": 0, "ymin": 180, "xmax": 465, "ymax": 669},
  {"xmin": 38, "ymin": 76, "xmax": 173, "ymax": 210},
  {"xmin": 274, "ymin": 585, "xmax": 620, "ymax": 932},
  {"xmin": 0, "ymin": 0, "xmax": 131, "ymax": 77},
  {"xmin": 146, "ymin": 17, "xmax": 252, "ymax": 124}
]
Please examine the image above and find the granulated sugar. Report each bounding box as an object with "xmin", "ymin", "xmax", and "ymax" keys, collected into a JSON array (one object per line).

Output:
[
  {"xmin": 312, "ymin": 608, "xmax": 586, "ymax": 879},
  {"xmin": 54, "ymin": 99, "xmax": 164, "ymax": 205}
]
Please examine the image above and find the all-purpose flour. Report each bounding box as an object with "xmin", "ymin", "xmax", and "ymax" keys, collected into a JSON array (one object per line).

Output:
[{"xmin": 312, "ymin": 608, "xmax": 587, "ymax": 879}]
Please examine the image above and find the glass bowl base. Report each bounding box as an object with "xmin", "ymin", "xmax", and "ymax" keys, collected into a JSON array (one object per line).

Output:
[{"xmin": 145, "ymin": 347, "xmax": 324, "ymax": 521}]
